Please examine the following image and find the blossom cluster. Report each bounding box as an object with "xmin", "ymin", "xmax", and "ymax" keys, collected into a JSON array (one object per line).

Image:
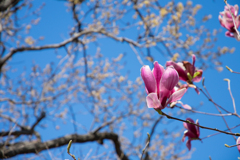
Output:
[
  {"xmin": 140, "ymin": 3, "xmax": 240, "ymax": 153},
  {"xmin": 141, "ymin": 53, "xmax": 240, "ymax": 151},
  {"xmin": 141, "ymin": 54, "xmax": 202, "ymax": 150}
]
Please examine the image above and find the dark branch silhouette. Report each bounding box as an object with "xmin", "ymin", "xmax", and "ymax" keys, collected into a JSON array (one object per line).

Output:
[{"xmin": 0, "ymin": 132, "xmax": 129, "ymax": 160}]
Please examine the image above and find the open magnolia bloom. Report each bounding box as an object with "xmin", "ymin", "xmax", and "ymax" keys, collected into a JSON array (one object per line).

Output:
[
  {"xmin": 219, "ymin": 4, "xmax": 240, "ymax": 40},
  {"xmin": 166, "ymin": 54, "xmax": 202, "ymax": 94},
  {"xmin": 140, "ymin": 61, "xmax": 186, "ymax": 111},
  {"xmin": 237, "ymin": 137, "xmax": 240, "ymax": 153},
  {"xmin": 182, "ymin": 118, "xmax": 201, "ymax": 151}
]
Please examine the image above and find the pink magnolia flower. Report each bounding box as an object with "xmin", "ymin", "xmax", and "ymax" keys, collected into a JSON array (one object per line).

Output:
[
  {"xmin": 166, "ymin": 55, "xmax": 202, "ymax": 94},
  {"xmin": 219, "ymin": 4, "xmax": 240, "ymax": 40},
  {"xmin": 237, "ymin": 137, "xmax": 240, "ymax": 153},
  {"xmin": 182, "ymin": 118, "xmax": 200, "ymax": 151},
  {"xmin": 140, "ymin": 61, "xmax": 186, "ymax": 110}
]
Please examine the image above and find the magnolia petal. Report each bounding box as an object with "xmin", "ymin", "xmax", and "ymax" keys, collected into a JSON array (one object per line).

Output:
[
  {"xmin": 184, "ymin": 130, "xmax": 197, "ymax": 139},
  {"xmin": 183, "ymin": 122, "xmax": 188, "ymax": 129},
  {"xmin": 170, "ymin": 101, "xmax": 177, "ymax": 108},
  {"xmin": 182, "ymin": 130, "xmax": 192, "ymax": 142},
  {"xmin": 224, "ymin": 20, "xmax": 235, "ymax": 31},
  {"xmin": 226, "ymin": 4, "xmax": 235, "ymax": 16},
  {"xmin": 192, "ymin": 70, "xmax": 203, "ymax": 82},
  {"xmin": 224, "ymin": 5, "xmax": 231, "ymax": 16},
  {"xmin": 146, "ymin": 93, "xmax": 162, "ymax": 109},
  {"xmin": 160, "ymin": 67, "xmax": 179, "ymax": 91},
  {"xmin": 141, "ymin": 65, "xmax": 157, "ymax": 93},
  {"xmin": 145, "ymin": 87, "xmax": 149, "ymax": 94},
  {"xmin": 219, "ymin": 15, "xmax": 226, "ymax": 28},
  {"xmin": 196, "ymin": 119, "xmax": 200, "ymax": 137},
  {"xmin": 167, "ymin": 88, "xmax": 187, "ymax": 105},
  {"xmin": 220, "ymin": 11, "xmax": 224, "ymax": 16},
  {"xmin": 159, "ymin": 67, "xmax": 179, "ymax": 106},
  {"xmin": 225, "ymin": 31, "xmax": 234, "ymax": 37},
  {"xmin": 234, "ymin": 4, "xmax": 239, "ymax": 16},
  {"xmin": 186, "ymin": 139, "xmax": 192, "ymax": 151},
  {"xmin": 185, "ymin": 118, "xmax": 198, "ymax": 138},
  {"xmin": 236, "ymin": 15, "xmax": 240, "ymax": 28},
  {"xmin": 166, "ymin": 61, "xmax": 188, "ymax": 81},
  {"xmin": 153, "ymin": 61, "xmax": 165, "ymax": 95},
  {"xmin": 192, "ymin": 54, "xmax": 196, "ymax": 66},
  {"xmin": 178, "ymin": 101, "xmax": 192, "ymax": 110},
  {"xmin": 237, "ymin": 137, "xmax": 240, "ymax": 153},
  {"xmin": 182, "ymin": 132, "xmax": 186, "ymax": 142},
  {"xmin": 183, "ymin": 61, "xmax": 195, "ymax": 77}
]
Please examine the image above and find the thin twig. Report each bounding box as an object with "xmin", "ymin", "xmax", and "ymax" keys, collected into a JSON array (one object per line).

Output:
[
  {"xmin": 175, "ymin": 105, "xmax": 233, "ymax": 117},
  {"xmin": 3, "ymin": 124, "xmax": 17, "ymax": 150},
  {"xmin": 200, "ymin": 80, "xmax": 237, "ymax": 140},
  {"xmin": 93, "ymin": 116, "xmax": 117, "ymax": 134},
  {"xmin": 198, "ymin": 87, "xmax": 231, "ymax": 113},
  {"xmin": 0, "ymin": 114, "xmax": 25, "ymax": 129},
  {"xmin": 67, "ymin": 140, "xmax": 76, "ymax": 160},
  {"xmin": 158, "ymin": 111, "xmax": 240, "ymax": 136},
  {"xmin": 225, "ymin": 143, "xmax": 240, "ymax": 148},
  {"xmin": 226, "ymin": 66, "xmax": 240, "ymax": 74},
  {"xmin": 201, "ymin": 124, "xmax": 240, "ymax": 140},
  {"xmin": 224, "ymin": 79, "xmax": 237, "ymax": 113},
  {"xmin": 31, "ymin": 111, "xmax": 46, "ymax": 130},
  {"xmin": 129, "ymin": 43, "xmax": 144, "ymax": 66},
  {"xmin": 202, "ymin": 77, "xmax": 211, "ymax": 98},
  {"xmin": 140, "ymin": 133, "xmax": 150, "ymax": 160},
  {"xmin": 141, "ymin": 116, "xmax": 163, "ymax": 159},
  {"xmin": 199, "ymin": 81, "xmax": 237, "ymax": 140}
]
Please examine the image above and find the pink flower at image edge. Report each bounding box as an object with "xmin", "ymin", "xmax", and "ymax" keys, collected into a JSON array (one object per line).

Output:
[
  {"xmin": 219, "ymin": 4, "xmax": 240, "ymax": 40},
  {"xmin": 237, "ymin": 137, "xmax": 240, "ymax": 153}
]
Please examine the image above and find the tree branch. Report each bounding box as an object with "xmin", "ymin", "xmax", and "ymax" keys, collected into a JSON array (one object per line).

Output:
[
  {"xmin": 160, "ymin": 111, "xmax": 240, "ymax": 136},
  {"xmin": 0, "ymin": 27, "xmax": 141, "ymax": 72},
  {"xmin": 0, "ymin": 111, "xmax": 45, "ymax": 138},
  {"xmin": 0, "ymin": 132, "xmax": 129, "ymax": 160},
  {"xmin": 0, "ymin": 0, "xmax": 20, "ymax": 12},
  {"xmin": 0, "ymin": 28, "xmax": 100, "ymax": 70}
]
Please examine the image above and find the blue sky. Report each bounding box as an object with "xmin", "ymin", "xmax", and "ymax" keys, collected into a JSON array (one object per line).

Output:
[{"xmin": 3, "ymin": 0, "xmax": 240, "ymax": 159}]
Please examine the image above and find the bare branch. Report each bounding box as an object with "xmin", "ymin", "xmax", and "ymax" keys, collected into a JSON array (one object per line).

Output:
[
  {"xmin": 159, "ymin": 111, "xmax": 240, "ymax": 136},
  {"xmin": 0, "ymin": 0, "xmax": 20, "ymax": 12},
  {"xmin": 225, "ymin": 143, "xmax": 240, "ymax": 148},
  {"xmin": 175, "ymin": 105, "xmax": 234, "ymax": 117},
  {"xmin": 226, "ymin": 66, "xmax": 240, "ymax": 74},
  {"xmin": 0, "ymin": 28, "xmax": 102, "ymax": 70},
  {"xmin": 0, "ymin": 132, "xmax": 129, "ymax": 160},
  {"xmin": 224, "ymin": 79, "xmax": 237, "ymax": 113},
  {"xmin": 140, "ymin": 133, "xmax": 150, "ymax": 160},
  {"xmin": 201, "ymin": 124, "xmax": 240, "ymax": 140},
  {"xmin": 31, "ymin": 111, "xmax": 46, "ymax": 130},
  {"xmin": 0, "ymin": 112, "xmax": 45, "ymax": 139}
]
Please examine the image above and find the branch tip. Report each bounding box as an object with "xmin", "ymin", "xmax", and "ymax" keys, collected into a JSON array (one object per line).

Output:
[
  {"xmin": 202, "ymin": 77, "xmax": 205, "ymax": 86},
  {"xmin": 224, "ymin": 144, "xmax": 230, "ymax": 147},
  {"xmin": 226, "ymin": 66, "xmax": 233, "ymax": 72},
  {"xmin": 67, "ymin": 140, "xmax": 72, "ymax": 153}
]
